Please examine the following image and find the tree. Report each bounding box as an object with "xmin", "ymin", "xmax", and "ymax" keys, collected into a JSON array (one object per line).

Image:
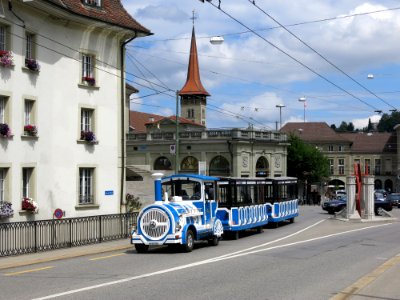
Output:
[
  {"xmin": 287, "ymin": 134, "xmax": 330, "ymax": 183},
  {"xmin": 126, "ymin": 193, "xmax": 142, "ymax": 212},
  {"xmin": 377, "ymin": 111, "xmax": 400, "ymax": 132},
  {"xmin": 347, "ymin": 122, "xmax": 355, "ymax": 132},
  {"xmin": 337, "ymin": 121, "xmax": 348, "ymax": 132}
]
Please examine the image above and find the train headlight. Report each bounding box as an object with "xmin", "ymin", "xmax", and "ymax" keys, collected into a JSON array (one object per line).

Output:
[{"xmin": 175, "ymin": 224, "xmax": 182, "ymax": 232}]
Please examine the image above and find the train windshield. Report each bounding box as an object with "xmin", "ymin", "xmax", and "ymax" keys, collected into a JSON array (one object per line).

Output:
[{"xmin": 162, "ymin": 179, "xmax": 201, "ymax": 201}]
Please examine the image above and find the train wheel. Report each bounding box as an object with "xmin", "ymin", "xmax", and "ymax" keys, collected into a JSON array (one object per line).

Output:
[
  {"xmin": 183, "ymin": 230, "xmax": 194, "ymax": 252},
  {"xmin": 208, "ymin": 236, "xmax": 219, "ymax": 246},
  {"xmin": 135, "ymin": 244, "xmax": 149, "ymax": 253}
]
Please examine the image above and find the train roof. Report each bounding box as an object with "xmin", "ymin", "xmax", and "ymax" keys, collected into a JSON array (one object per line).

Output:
[
  {"xmin": 218, "ymin": 176, "xmax": 297, "ymax": 181},
  {"xmin": 162, "ymin": 174, "xmax": 220, "ymax": 181}
]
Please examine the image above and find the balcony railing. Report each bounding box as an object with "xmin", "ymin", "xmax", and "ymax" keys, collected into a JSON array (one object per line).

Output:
[{"xmin": 127, "ymin": 129, "xmax": 287, "ymax": 142}]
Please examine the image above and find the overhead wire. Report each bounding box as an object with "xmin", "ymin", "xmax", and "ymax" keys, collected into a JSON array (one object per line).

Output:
[
  {"xmin": 140, "ymin": 6, "xmax": 400, "ymax": 43},
  {"xmin": 201, "ymin": 1, "xmax": 383, "ymax": 112},
  {"xmin": 247, "ymin": 0, "xmax": 397, "ymax": 111}
]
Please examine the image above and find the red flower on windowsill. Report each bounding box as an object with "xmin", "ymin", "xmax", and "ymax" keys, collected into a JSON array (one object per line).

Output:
[
  {"xmin": 22, "ymin": 197, "xmax": 38, "ymax": 213},
  {"xmin": 82, "ymin": 76, "xmax": 96, "ymax": 86},
  {"xmin": 0, "ymin": 50, "xmax": 14, "ymax": 67},
  {"xmin": 24, "ymin": 124, "xmax": 38, "ymax": 136}
]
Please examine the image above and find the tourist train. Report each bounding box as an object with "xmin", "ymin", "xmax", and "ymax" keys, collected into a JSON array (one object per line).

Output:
[{"xmin": 131, "ymin": 173, "xmax": 299, "ymax": 252}]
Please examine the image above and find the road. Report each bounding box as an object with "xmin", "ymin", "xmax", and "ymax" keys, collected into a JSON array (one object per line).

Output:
[{"xmin": 1, "ymin": 206, "xmax": 399, "ymax": 300}]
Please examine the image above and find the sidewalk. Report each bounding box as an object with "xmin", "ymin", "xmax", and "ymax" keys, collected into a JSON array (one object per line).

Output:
[
  {"xmin": 332, "ymin": 253, "xmax": 400, "ymax": 299},
  {"xmin": 0, "ymin": 238, "xmax": 132, "ymax": 270}
]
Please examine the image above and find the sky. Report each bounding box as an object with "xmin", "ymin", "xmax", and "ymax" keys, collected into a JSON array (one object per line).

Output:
[{"xmin": 122, "ymin": 0, "xmax": 400, "ymax": 130}]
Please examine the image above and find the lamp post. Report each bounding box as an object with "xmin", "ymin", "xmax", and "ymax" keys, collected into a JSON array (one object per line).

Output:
[
  {"xmin": 298, "ymin": 97, "xmax": 306, "ymax": 122},
  {"xmin": 276, "ymin": 104, "xmax": 285, "ymax": 129},
  {"xmin": 175, "ymin": 90, "xmax": 180, "ymax": 173}
]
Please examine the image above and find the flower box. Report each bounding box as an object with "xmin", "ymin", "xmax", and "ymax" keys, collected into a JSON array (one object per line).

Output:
[
  {"xmin": 82, "ymin": 76, "xmax": 96, "ymax": 86},
  {"xmin": 0, "ymin": 123, "xmax": 12, "ymax": 138},
  {"xmin": 22, "ymin": 197, "xmax": 38, "ymax": 213},
  {"xmin": 24, "ymin": 124, "xmax": 38, "ymax": 136},
  {"xmin": 0, "ymin": 50, "xmax": 14, "ymax": 67},
  {"xmin": 0, "ymin": 202, "xmax": 14, "ymax": 218},
  {"xmin": 25, "ymin": 58, "xmax": 40, "ymax": 71},
  {"xmin": 81, "ymin": 130, "xmax": 97, "ymax": 143}
]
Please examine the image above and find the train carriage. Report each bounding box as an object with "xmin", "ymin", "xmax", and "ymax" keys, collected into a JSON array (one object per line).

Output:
[
  {"xmin": 216, "ymin": 177, "xmax": 299, "ymax": 239},
  {"xmin": 131, "ymin": 174, "xmax": 299, "ymax": 252}
]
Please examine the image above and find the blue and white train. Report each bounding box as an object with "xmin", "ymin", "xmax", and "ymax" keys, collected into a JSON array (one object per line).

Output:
[{"xmin": 131, "ymin": 174, "xmax": 299, "ymax": 252}]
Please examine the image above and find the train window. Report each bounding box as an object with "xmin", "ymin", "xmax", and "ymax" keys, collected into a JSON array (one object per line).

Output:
[
  {"xmin": 204, "ymin": 182, "xmax": 215, "ymax": 200},
  {"xmin": 162, "ymin": 180, "xmax": 202, "ymax": 201}
]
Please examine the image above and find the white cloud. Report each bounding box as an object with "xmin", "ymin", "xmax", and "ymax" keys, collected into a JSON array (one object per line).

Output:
[{"xmin": 123, "ymin": 0, "xmax": 400, "ymax": 128}]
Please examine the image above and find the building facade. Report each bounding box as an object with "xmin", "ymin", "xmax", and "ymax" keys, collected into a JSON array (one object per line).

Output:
[
  {"xmin": 280, "ymin": 122, "xmax": 398, "ymax": 193},
  {"xmin": 0, "ymin": 0, "xmax": 150, "ymax": 221}
]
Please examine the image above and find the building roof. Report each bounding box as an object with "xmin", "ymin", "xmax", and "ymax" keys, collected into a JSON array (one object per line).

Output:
[
  {"xmin": 126, "ymin": 83, "xmax": 139, "ymax": 95},
  {"xmin": 339, "ymin": 132, "xmax": 397, "ymax": 153},
  {"xmin": 179, "ymin": 26, "xmax": 210, "ymax": 96},
  {"xmin": 129, "ymin": 111, "xmax": 204, "ymax": 133},
  {"xmin": 129, "ymin": 111, "xmax": 164, "ymax": 133},
  {"xmin": 146, "ymin": 115, "xmax": 205, "ymax": 127},
  {"xmin": 43, "ymin": 0, "xmax": 151, "ymax": 35},
  {"xmin": 280, "ymin": 122, "xmax": 350, "ymax": 143}
]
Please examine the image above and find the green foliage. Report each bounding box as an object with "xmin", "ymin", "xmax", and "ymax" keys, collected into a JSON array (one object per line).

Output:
[
  {"xmin": 336, "ymin": 121, "xmax": 355, "ymax": 132},
  {"xmin": 126, "ymin": 193, "xmax": 142, "ymax": 212},
  {"xmin": 377, "ymin": 111, "xmax": 400, "ymax": 132},
  {"xmin": 287, "ymin": 134, "xmax": 330, "ymax": 183}
]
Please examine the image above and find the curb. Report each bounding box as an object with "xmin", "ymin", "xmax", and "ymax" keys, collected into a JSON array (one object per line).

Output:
[
  {"xmin": 330, "ymin": 254, "xmax": 400, "ymax": 300},
  {"xmin": 0, "ymin": 244, "xmax": 133, "ymax": 271}
]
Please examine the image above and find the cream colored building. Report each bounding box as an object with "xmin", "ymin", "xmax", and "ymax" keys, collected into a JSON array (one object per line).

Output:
[
  {"xmin": 281, "ymin": 122, "xmax": 398, "ymax": 192},
  {"xmin": 0, "ymin": 0, "xmax": 150, "ymax": 221}
]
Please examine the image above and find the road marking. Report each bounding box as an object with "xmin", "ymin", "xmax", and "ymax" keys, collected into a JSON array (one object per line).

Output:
[
  {"xmin": 4, "ymin": 266, "xmax": 54, "ymax": 276},
  {"xmin": 331, "ymin": 254, "xmax": 400, "ymax": 300},
  {"xmin": 32, "ymin": 221, "xmax": 394, "ymax": 300},
  {"xmin": 89, "ymin": 253, "xmax": 125, "ymax": 261}
]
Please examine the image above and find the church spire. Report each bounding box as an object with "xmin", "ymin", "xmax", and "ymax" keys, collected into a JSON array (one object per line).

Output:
[{"xmin": 179, "ymin": 26, "xmax": 210, "ymax": 96}]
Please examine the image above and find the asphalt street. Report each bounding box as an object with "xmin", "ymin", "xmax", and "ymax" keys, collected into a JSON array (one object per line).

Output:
[{"xmin": 0, "ymin": 206, "xmax": 399, "ymax": 300}]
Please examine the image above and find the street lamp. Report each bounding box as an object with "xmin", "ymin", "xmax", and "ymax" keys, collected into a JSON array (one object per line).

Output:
[
  {"xmin": 210, "ymin": 36, "xmax": 224, "ymax": 44},
  {"xmin": 276, "ymin": 104, "xmax": 285, "ymax": 129},
  {"xmin": 298, "ymin": 97, "xmax": 306, "ymax": 122}
]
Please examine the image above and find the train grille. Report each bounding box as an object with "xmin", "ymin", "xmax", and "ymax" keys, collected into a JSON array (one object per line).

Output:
[{"xmin": 140, "ymin": 208, "xmax": 170, "ymax": 239}]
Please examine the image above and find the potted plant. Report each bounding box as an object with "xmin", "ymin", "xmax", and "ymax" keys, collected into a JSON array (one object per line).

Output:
[
  {"xmin": 24, "ymin": 124, "xmax": 38, "ymax": 136},
  {"xmin": 22, "ymin": 197, "xmax": 38, "ymax": 213},
  {"xmin": 82, "ymin": 76, "xmax": 96, "ymax": 86},
  {"xmin": 0, "ymin": 202, "xmax": 14, "ymax": 218},
  {"xmin": 80, "ymin": 130, "xmax": 96, "ymax": 143},
  {"xmin": 25, "ymin": 58, "xmax": 40, "ymax": 71},
  {"xmin": 0, "ymin": 123, "xmax": 12, "ymax": 138},
  {"xmin": 0, "ymin": 50, "xmax": 14, "ymax": 67}
]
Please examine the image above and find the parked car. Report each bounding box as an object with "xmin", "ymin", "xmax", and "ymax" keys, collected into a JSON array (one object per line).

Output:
[
  {"xmin": 387, "ymin": 193, "xmax": 400, "ymax": 206},
  {"xmin": 322, "ymin": 197, "xmax": 347, "ymax": 214},
  {"xmin": 374, "ymin": 189, "xmax": 388, "ymax": 198},
  {"xmin": 335, "ymin": 190, "xmax": 346, "ymax": 199},
  {"xmin": 374, "ymin": 192, "xmax": 393, "ymax": 214},
  {"xmin": 321, "ymin": 193, "xmax": 392, "ymax": 215}
]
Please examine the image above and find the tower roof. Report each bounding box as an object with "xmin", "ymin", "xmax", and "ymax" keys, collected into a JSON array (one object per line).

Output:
[{"xmin": 179, "ymin": 27, "xmax": 210, "ymax": 96}]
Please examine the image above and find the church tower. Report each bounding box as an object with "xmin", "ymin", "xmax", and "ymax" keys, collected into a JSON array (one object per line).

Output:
[{"xmin": 179, "ymin": 26, "xmax": 210, "ymax": 126}]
